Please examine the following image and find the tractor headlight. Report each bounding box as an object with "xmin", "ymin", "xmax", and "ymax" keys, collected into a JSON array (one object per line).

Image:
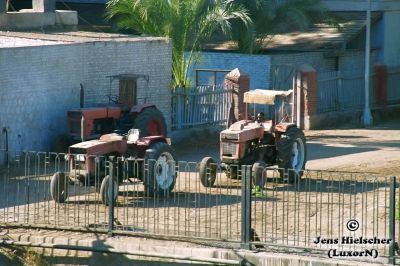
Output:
[{"xmin": 76, "ymin": 154, "xmax": 86, "ymax": 162}]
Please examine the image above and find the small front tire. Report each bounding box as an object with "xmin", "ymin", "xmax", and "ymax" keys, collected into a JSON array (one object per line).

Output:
[
  {"xmin": 199, "ymin": 157, "xmax": 217, "ymax": 187},
  {"xmin": 252, "ymin": 161, "xmax": 267, "ymax": 188},
  {"xmin": 100, "ymin": 175, "xmax": 119, "ymax": 206},
  {"xmin": 50, "ymin": 172, "xmax": 69, "ymax": 203}
]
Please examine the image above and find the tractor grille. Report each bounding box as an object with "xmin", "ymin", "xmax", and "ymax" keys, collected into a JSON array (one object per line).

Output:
[
  {"xmin": 221, "ymin": 132, "xmax": 239, "ymax": 140},
  {"xmin": 222, "ymin": 142, "xmax": 237, "ymax": 156}
]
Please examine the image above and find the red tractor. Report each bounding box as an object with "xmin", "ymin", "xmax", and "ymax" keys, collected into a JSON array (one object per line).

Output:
[
  {"xmin": 199, "ymin": 89, "xmax": 307, "ymax": 187},
  {"xmin": 50, "ymin": 129, "xmax": 176, "ymax": 205},
  {"xmin": 52, "ymin": 74, "xmax": 166, "ymax": 152}
]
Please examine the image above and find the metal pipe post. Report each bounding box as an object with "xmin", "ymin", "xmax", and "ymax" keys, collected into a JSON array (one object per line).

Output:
[
  {"xmin": 363, "ymin": 0, "xmax": 373, "ymax": 126},
  {"xmin": 108, "ymin": 156, "xmax": 115, "ymax": 237},
  {"xmin": 389, "ymin": 176, "xmax": 396, "ymax": 264},
  {"xmin": 241, "ymin": 165, "xmax": 252, "ymax": 250}
]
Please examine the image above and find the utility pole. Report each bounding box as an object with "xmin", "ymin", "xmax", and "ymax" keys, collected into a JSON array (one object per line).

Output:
[{"xmin": 363, "ymin": 0, "xmax": 373, "ymax": 126}]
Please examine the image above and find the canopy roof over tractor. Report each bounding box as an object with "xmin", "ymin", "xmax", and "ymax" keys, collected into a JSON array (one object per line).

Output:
[{"xmin": 243, "ymin": 89, "xmax": 292, "ymax": 105}]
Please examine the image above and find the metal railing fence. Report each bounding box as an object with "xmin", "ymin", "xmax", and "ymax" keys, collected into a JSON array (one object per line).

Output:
[
  {"xmin": 171, "ymin": 85, "xmax": 233, "ymax": 130},
  {"xmin": 0, "ymin": 150, "xmax": 397, "ymax": 263}
]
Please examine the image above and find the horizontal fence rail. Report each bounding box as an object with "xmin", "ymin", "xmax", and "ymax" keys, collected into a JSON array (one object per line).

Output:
[
  {"xmin": 171, "ymin": 85, "xmax": 233, "ymax": 130},
  {"xmin": 0, "ymin": 150, "xmax": 397, "ymax": 263}
]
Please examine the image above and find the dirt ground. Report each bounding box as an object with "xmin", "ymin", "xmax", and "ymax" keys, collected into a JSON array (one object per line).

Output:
[{"xmin": 173, "ymin": 118, "xmax": 400, "ymax": 177}]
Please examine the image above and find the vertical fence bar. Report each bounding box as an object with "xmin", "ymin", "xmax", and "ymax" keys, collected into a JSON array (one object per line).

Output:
[
  {"xmin": 389, "ymin": 176, "xmax": 396, "ymax": 264},
  {"xmin": 108, "ymin": 156, "xmax": 115, "ymax": 237},
  {"xmin": 241, "ymin": 165, "xmax": 252, "ymax": 250}
]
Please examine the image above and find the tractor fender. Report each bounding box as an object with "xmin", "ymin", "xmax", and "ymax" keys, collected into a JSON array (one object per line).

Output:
[
  {"xmin": 136, "ymin": 136, "xmax": 168, "ymax": 147},
  {"xmin": 274, "ymin": 122, "xmax": 297, "ymax": 133},
  {"xmin": 130, "ymin": 104, "xmax": 156, "ymax": 114}
]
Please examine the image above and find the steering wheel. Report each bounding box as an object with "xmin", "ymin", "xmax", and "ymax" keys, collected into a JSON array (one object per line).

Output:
[{"xmin": 107, "ymin": 94, "xmax": 120, "ymax": 104}]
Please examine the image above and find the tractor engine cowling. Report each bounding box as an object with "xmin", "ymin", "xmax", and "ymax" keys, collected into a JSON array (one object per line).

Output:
[{"xmin": 220, "ymin": 120, "xmax": 264, "ymax": 162}]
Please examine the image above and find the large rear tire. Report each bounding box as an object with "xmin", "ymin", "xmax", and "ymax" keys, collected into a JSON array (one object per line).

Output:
[
  {"xmin": 133, "ymin": 107, "xmax": 167, "ymax": 137},
  {"xmin": 144, "ymin": 142, "xmax": 176, "ymax": 197},
  {"xmin": 199, "ymin": 157, "xmax": 217, "ymax": 187},
  {"xmin": 50, "ymin": 172, "xmax": 69, "ymax": 203},
  {"xmin": 276, "ymin": 127, "xmax": 307, "ymax": 183}
]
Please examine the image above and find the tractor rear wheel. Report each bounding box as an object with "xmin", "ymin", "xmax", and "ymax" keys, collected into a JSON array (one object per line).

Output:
[
  {"xmin": 133, "ymin": 107, "xmax": 167, "ymax": 137},
  {"xmin": 144, "ymin": 142, "xmax": 176, "ymax": 197},
  {"xmin": 50, "ymin": 172, "xmax": 69, "ymax": 203},
  {"xmin": 276, "ymin": 127, "xmax": 307, "ymax": 183},
  {"xmin": 199, "ymin": 157, "xmax": 217, "ymax": 187},
  {"xmin": 100, "ymin": 175, "xmax": 119, "ymax": 206}
]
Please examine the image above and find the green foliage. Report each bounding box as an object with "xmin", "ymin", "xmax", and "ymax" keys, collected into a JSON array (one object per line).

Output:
[
  {"xmin": 0, "ymin": 247, "xmax": 50, "ymax": 266},
  {"xmin": 106, "ymin": 0, "xmax": 251, "ymax": 89}
]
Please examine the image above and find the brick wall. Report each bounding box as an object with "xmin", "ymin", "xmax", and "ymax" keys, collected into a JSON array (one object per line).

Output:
[{"xmin": 0, "ymin": 39, "xmax": 171, "ymax": 152}]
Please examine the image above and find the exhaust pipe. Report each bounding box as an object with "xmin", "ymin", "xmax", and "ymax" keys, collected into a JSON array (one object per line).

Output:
[
  {"xmin": 2, "ymin": 127, "xmax": 8, "ymax": 164},
  {"xmin": 80, "ymin": 83, "xmax": 84, "ymax": 108},
  {"xmin": 81, "ymin": 115, "xmax": 85, "ymax": 142}
]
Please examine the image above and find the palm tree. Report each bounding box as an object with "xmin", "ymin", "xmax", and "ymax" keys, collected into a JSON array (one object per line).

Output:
[
  {"xmin": 232, "ymin": 0, "xmax": 334, "ymax": 54},
  {"xmin": 106, "ymin": 0, "xmax": 251, "ymax": 89}
]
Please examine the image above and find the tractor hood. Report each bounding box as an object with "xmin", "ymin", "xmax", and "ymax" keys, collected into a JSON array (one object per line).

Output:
[
  {"xmin": 220, "ymin": 120, "xmax": 264, "ymax": 142},
  {"xmin": 69, "ymin": 133, "xmax": 127, "ymax": 156},
  {"xmin": 68, "ymin": 107, "xmax": 121, "ymax": 120}
]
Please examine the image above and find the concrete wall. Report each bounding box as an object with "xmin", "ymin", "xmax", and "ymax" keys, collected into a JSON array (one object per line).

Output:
[
  {"xmin": 187, "ymin": 52, "xmax": 271, "ymax": 89},
  {"xmin": 0, "ymin": 39, "xmax": 171, "ymax": 152}
]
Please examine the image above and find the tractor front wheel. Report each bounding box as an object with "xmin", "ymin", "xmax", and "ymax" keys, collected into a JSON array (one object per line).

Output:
[
  {"xmin": 50, "ymin": 172, "xmax": 69, "ymax": 203},
  {"xmin": 99, "ymin": 175, "xmax": 119, "ymax": 206},
  {"xmin": 276, "ymin": 127, "xmax": 307, "ymax": 183},
  {"xmin": 144, "ymin": 142, "xmax": 176, "ymax": 197},
  {"xmin": 252, "ymin": 161, "xmax": 267, "ymax": 188},
  {"xmin": 199, "ymin": 157, "xmax": 217, "ymax": 187}
]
